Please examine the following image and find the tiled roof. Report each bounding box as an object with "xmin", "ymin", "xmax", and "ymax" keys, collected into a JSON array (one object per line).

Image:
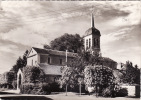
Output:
[
  {"xmin": 32, "ymin": 47, "xmax": 77, "ymax": 57},
  {"xmin": 99, "ymin": 57, "xmax": 117, "ymax": 63},
  {"xmin": 38, "ymin": 63, "xmax": 62, "ymax": 75}
]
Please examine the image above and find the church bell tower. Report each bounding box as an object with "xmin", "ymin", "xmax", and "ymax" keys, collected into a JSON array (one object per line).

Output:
[{"xmin": 84, "ymin": 13, "xmax": 101, "ymax": 56}]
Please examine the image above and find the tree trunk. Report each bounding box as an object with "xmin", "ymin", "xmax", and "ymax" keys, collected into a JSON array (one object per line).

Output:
[{"xmin": 66, "ymin": 84, "xmax": 68, "ymax": 96}]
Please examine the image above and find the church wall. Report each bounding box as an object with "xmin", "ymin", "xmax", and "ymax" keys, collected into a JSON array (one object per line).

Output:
[
  {"xmin": 39, "ymin": 54, "xmax": 73, "ymax": 66},
  {"xmin": 84, "ymin": 34, "xmax": 92, "ymax": 50},
  {"xmin": 92, "ymin": 34, "xmax": 100, "ymax": 51},
  {"xmin": 27, "ymin": 48, "xmax": 38, "ymax": 66}
]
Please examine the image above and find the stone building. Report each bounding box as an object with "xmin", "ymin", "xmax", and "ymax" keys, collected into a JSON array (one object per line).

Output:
[
  {"xmin": 17, "ymin": 13, "xmax": 117, "ymax": 90},
  {"xmin": 17, "ymin": 47, "xmax": 77, "ymax": 89}
]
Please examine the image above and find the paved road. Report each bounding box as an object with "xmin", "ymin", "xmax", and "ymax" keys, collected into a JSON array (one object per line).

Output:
[{"xmin": 0, "ymin": 92, "xmax": 140, "ymax": 100}]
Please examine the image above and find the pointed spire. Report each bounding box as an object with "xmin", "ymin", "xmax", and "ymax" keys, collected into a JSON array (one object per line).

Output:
[{"xmin": 92, "ymin": 13, "xmax": 95, "ymax": 28}]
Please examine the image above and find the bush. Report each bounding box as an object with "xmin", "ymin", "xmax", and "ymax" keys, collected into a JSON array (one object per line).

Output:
[
  {"xmin": 115, "ymin": 88, "xmax": 128, "ymax": 97},
  {"xmin": 20, "ymin": 83, "xmax": 52, "ymax": 95},
  {"xmin": 49, "ymin": 82, "xmax": 60, "ymax": 92},
  {"xmin": 102, "ymin": 86, "xmax": 115, "ymax": 97},
  {"xmin": 20, "ymin": 83, "xmax": 34, "ymax": 94},
  {"xmin": 41, "ymin": 83, "xmax": 51, "ymax": 94},
  {"xmin": 0, "ymin": 83, "xmax": 13, "ymax": 89}
]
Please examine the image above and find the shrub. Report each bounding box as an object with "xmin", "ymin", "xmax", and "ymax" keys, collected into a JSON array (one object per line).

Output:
[
  {"xmin": 49, "ymin": 82, "xmax": 60, "ymax": 92},
  {"xmin": 41, "ymin": 83, "xmax": 51, "ymax": 94},
  {"xmin": 0, "ymin": 83, "xmax": 13, "ymax": 89},
  {"xmin": 115, "ymin": 88, "xmax": 128, "ymax": 97},
  {"xmin": 20, "ymin": 83, "xmax": 52, "ymax": 95},
  {"xmin": 102, "ymin": 86, "xmax": 115, "ymax": 97},
  {"xmin": 20, "ymin": 83, "xmax": 34, "ymax": 94}
]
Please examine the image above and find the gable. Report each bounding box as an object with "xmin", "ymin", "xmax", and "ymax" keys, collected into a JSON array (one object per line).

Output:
[{"xmin": 27, "ymin": 48, "xmax": 38, "ymax": 58}]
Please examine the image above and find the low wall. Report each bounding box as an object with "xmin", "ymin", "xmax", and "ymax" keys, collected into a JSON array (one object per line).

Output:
[{"xmin": 121, "ymin": 85, "xmax": 140, "ymax": 97}]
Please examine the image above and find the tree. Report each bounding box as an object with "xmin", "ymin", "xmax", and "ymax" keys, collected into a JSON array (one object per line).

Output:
[
  {"xmin": 43, "ymin": 44, "xmax": 51, "ymax": 49},
  {"xmin": 30, "ymin": 67, "xmax": 41, "ymax": 83},
  {"xmin": 50, "ymin": 33, "xmax": 84, "ymax": 53},
  {"xmin": 84, "ymin": 65, "xmax": 115, "ymax": 95},
  {"xmin": 59, "ymin": 51, "xmax": 101, "ymax": 94},
  {"xmin": 10, "ymin": 50, "xmax": 28, "ymax": 73},
  {"xmin": 6, "ymin": 71, "xmax": 15, "ymax": 84},
  {"xmin": 121, "ymin": 61, "xmax": 140, "ymax": 84}
]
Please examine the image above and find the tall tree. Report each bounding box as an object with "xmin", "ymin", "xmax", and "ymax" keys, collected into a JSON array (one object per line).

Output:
[
  {"xmin": 121, "ymin": 61, "xmax": 140, "ymax": 84},
  {"xmin": 50, "ymin": 33, "xmax": 84, "ymax": 53},
  {"xmin": 84, "ymin": 65, "xmax": 115, "ymax": 95}
]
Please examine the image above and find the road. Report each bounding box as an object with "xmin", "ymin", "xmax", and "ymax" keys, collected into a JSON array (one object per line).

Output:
[{"xmin": 0, "ymin": 92, "xmax": 140, "ymax": 100}]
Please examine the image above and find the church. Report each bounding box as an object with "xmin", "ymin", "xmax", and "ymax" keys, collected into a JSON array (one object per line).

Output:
[{"xmin": 17, "ymin": 14, "xmax": 117, "ymax": 90}]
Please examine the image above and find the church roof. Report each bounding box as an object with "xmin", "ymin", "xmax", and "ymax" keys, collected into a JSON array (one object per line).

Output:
[
  {"xmin": 84, "ymin": 13, "xmax": 101, "ymax": 37},
  {"xmin": 38, "ymin": 63, "xmax": 62, "ymax": 75},
  {"xmin": 32, "ymin": 47, "xmax": 77, "ymax": 58},
  {"xmin": 85, "ymin": 27, "xmax": 101, "ymax": 37},
  {"xmin": 99, "ymin": 57, "xmax": 117, "ymax": 63}
]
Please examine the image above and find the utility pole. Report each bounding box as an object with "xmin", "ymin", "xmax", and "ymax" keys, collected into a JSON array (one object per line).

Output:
[{"xmin": 65, "ymin": 49, "xmax": 68, "ymax": 96}]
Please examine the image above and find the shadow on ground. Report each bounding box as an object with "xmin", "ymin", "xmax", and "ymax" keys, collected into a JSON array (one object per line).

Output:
[
  {"xmin": 0, "ymin": 96, "xmax": 53, "ymax": 100},
  {"xmin": 0, "ymin": 92, "xmax": 16, "ymax": 95}
]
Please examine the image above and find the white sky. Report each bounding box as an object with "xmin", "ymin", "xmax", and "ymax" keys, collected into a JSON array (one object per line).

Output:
[{"xmin": 0, "ymin": 1, "xmax": 141, "ymax": 74}]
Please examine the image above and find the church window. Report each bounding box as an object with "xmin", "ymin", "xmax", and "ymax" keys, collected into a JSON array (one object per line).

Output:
[
  {"xmin": 48, "ymin": 57, "xmax": 50, "ymax": 64},
  {"xmin": 89, "ymin": 38, "xmax": 91, "ymax": 48}
]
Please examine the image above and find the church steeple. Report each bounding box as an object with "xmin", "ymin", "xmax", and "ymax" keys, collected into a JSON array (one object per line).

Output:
[{"xmin": 92, "ymin": 13, "xmax": 94, "ymax": 28}]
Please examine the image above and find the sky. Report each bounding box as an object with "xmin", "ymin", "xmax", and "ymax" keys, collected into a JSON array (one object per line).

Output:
[{"xmin": 0, "ymin": 1, "xmax": 141, "ymax": 74}]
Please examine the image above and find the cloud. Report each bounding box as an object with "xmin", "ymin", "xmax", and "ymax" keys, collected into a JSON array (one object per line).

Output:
[
  {"xmin": 0, "ymin": 26, "xmax": 49, "ymax": 47},
  {"xmin": 0, "ymin": 1, "xmax": 140, "ymax": 74}
]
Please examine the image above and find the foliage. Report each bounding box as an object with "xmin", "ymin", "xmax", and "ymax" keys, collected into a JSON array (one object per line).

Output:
[
  {"xmin": 49, "ymin": 82, "xmax": 61, "ymax": 92},
  {"xmin": 115, "ymin": 88, "xmax": 128, "ymax": 97},
  {"xmin": 102, "ymin": 86, "xmax": 115, "ymax": 97},
  {"xmin": 121, "ymin": 61, "xmax": 140, "ymax": 84},
  {"xmin": 41, "ymin": 83, "xmax": 51, "ymax": 94},
  {"xmin": 23, "ymin": 66, "xmax": 45, "ymax": 84},
  {"xmin": 0, "ymin": 83, "xmax": 13, "ymax": 89},
  {"xmin": 43, "ymin": 44, "xmax": 51, "ymax": 49},
  {"xmin": 9, "ymin": 50, "xmax": 29, "ymax": 84},
  {"xmin": 84, "ymin": 65, "xmax": 115, "ymax": 94},
  {"xmin": 20, "ymin": 83, "xmax": 34, "ymax": 94},
  {"xmin": 60, "ymin": 51, "xmax": 114, "ymax": 93},
  {"xmin": 50, "ymin": 33, "xmax": 84, "ymax": 53},
  {"xmin": 30, "ymin": 67, "xmax": 41, "ymax": 83},
  {"xmin": 20, "ymin": 83, "xmax": 54, "ymax": 95},
  {"xmin": 6, "ymin": 71, "xmax": 15, "ymax": 84}
]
